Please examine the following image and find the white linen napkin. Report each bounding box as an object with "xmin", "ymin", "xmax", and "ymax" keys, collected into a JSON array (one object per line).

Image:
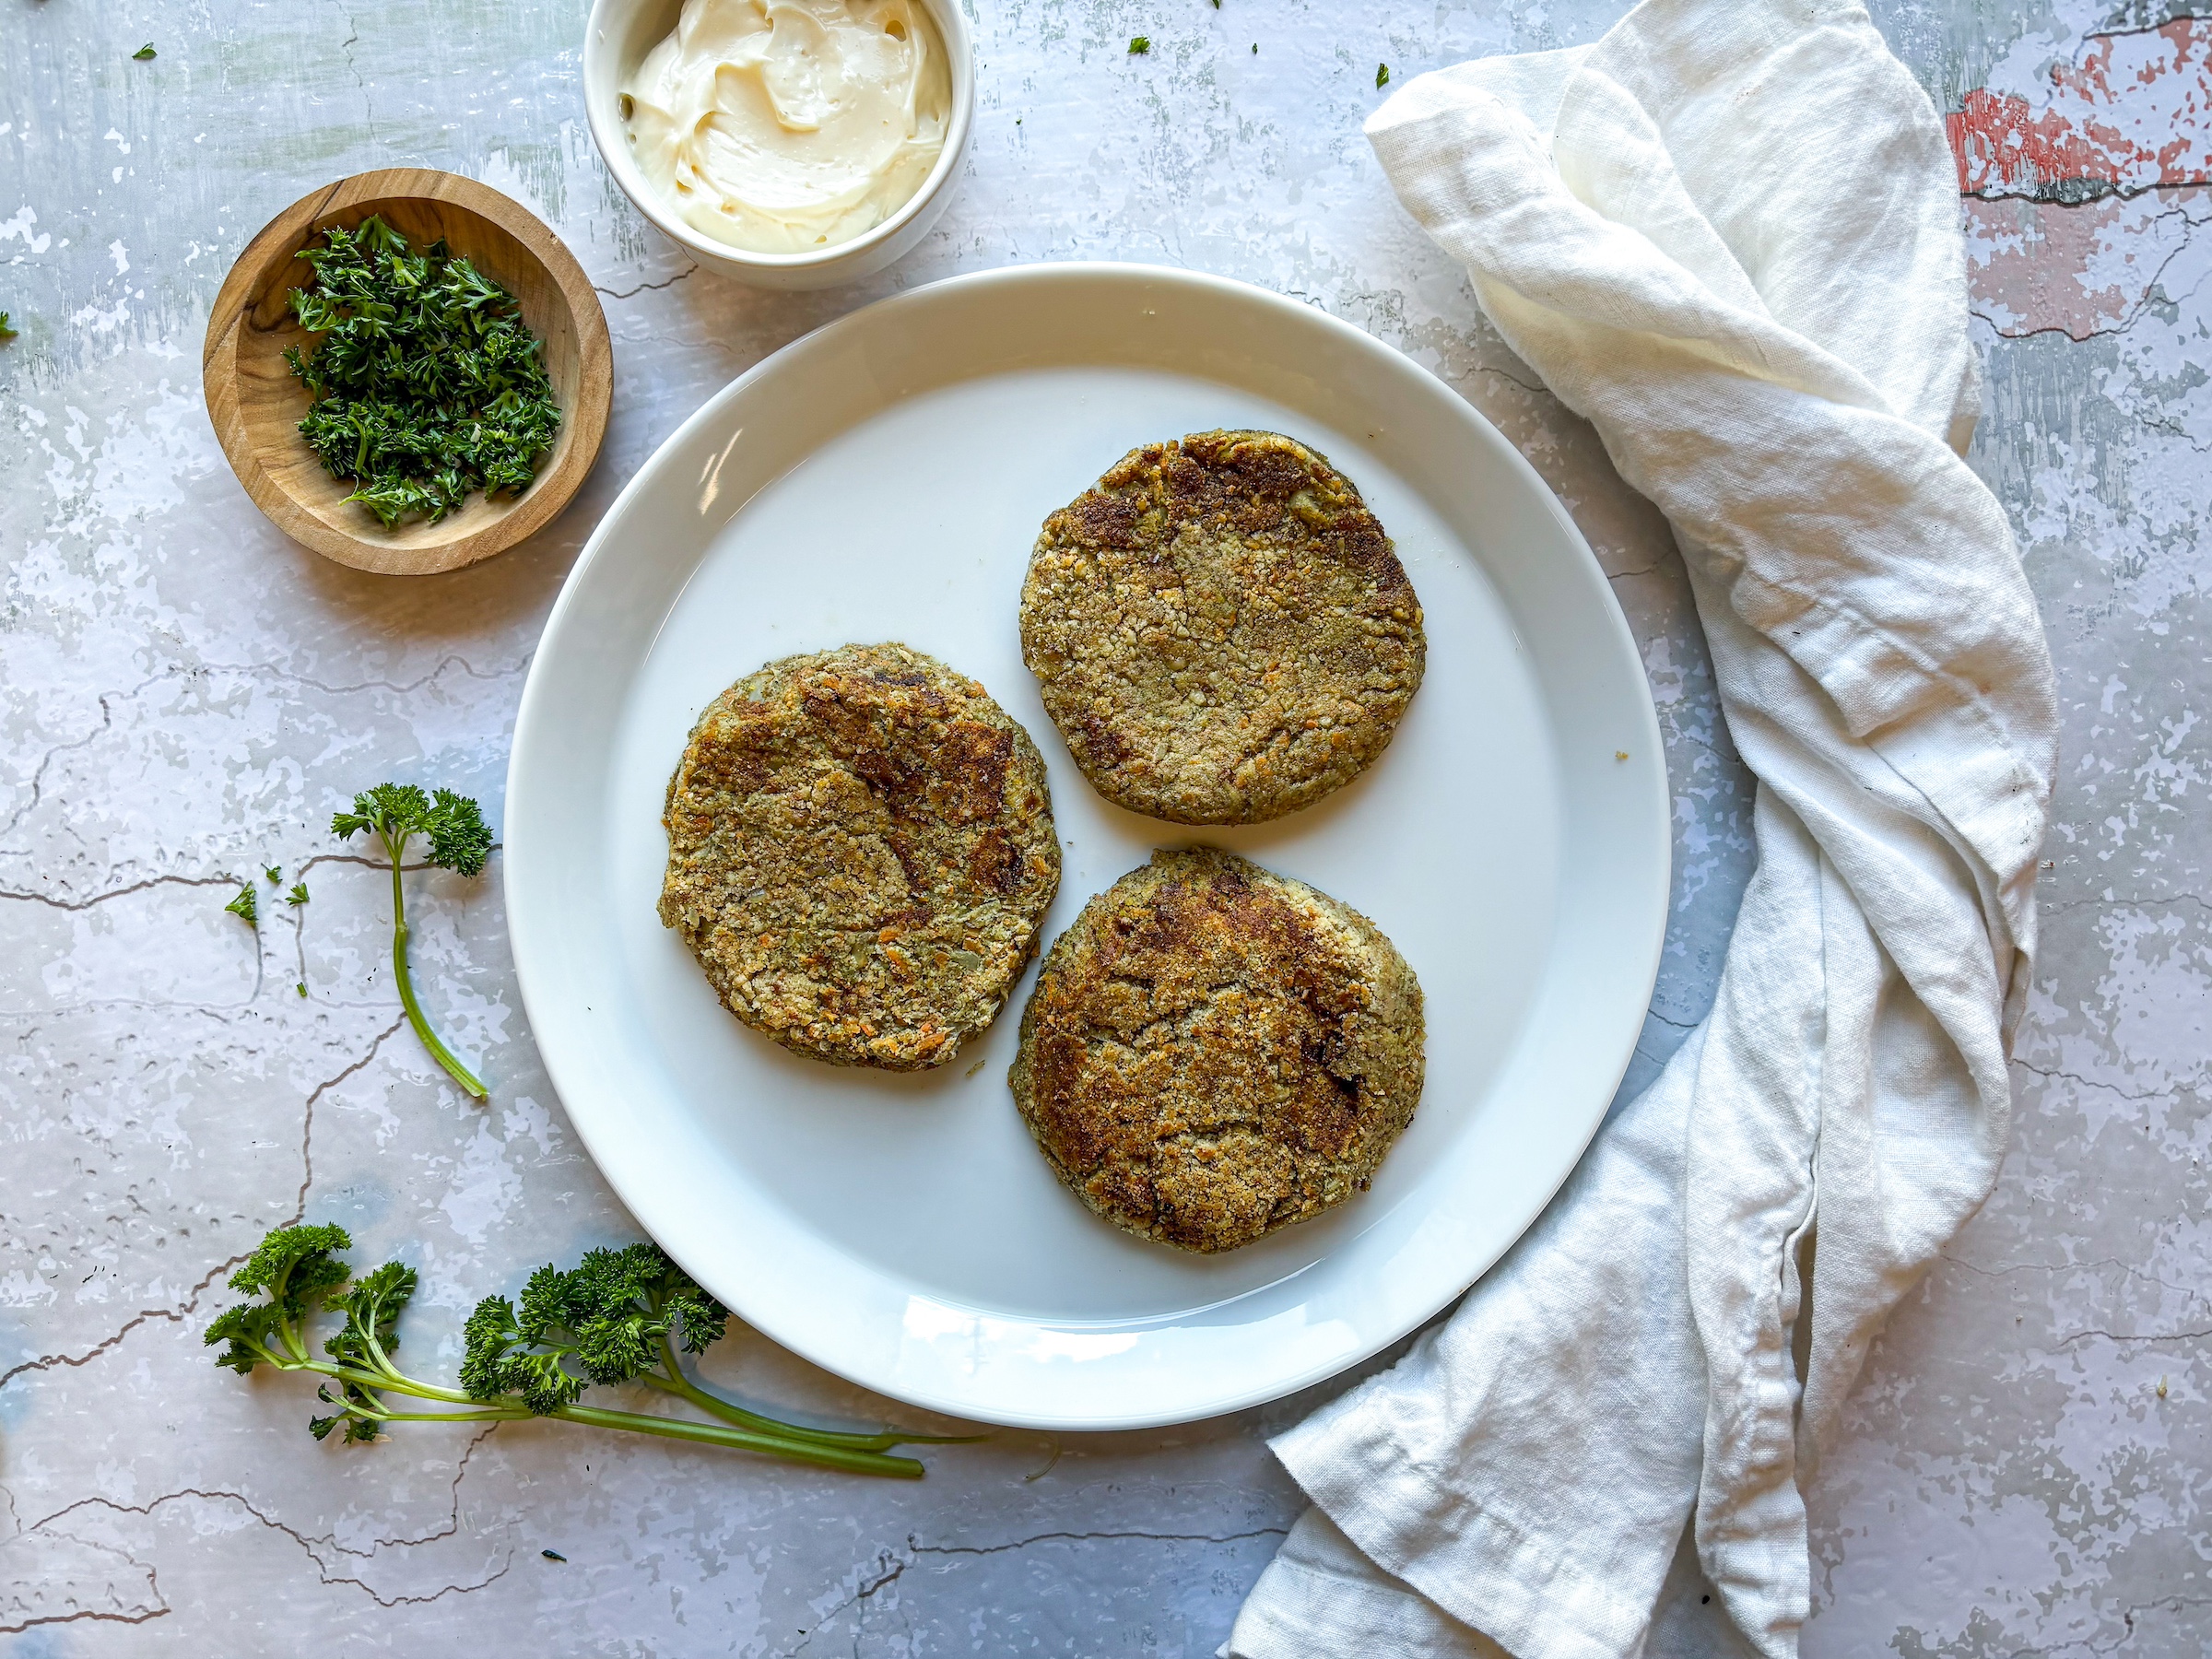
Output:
[{"xmin": 1225, "ymin": 3, "xmax": 2058, "ymax": 1656}]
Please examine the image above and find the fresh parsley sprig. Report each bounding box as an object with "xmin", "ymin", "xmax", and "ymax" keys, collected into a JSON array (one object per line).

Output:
[
  {"xmin": 283, "ymin": 216, "xmax": 561, "ymax": 529},
  {"xmin": 208, "ymin": 1226, "xmax": 965, "ymax": 1477},
  {"xmin": 332, "ymin": 783, "xmax": 494, "ymax": 1100}
]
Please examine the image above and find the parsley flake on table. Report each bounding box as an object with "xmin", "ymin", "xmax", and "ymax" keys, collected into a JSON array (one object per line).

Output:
[
  {"xmin": 224, "ymin": 883, "xmax": 259, "ymax": 927},
  {"xmin": 0, "ymin": 312, "xmax": 16, "ymax": 341},
  {"xmin": 1377, "ymin": 63, "xmax": 1391, "ymax": 88},
  {"xmin": 1129, "ymin": 35, "xmax": 1151, "ymax": 53},
  {"xmin": 132, "ymin": 43, "xmax": 157, "ymax": 60},
  {"xmin": 283, "ymin": 216, "xmax": 561, "ymax": 530}
]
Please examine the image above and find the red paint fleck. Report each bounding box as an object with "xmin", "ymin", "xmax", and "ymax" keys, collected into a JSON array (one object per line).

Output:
[
  {"xmin": 1960, "ymin": 194, "xmax": 2198, "ymax": 339},
  {"xmin": 1947, "ymin": 18, "xmax": 2212, "ymax": 199}
]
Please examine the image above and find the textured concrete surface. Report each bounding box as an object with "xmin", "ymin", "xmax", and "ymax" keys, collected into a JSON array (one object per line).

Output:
[{"xmin": 1, "ymin": 0, "xmax": 2205, "ymax": 1653}]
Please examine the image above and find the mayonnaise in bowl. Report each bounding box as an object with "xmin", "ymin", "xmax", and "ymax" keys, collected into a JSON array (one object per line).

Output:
[{"xmin": 620, "ymin": 0, "xmax": 952, "ymax": 256}]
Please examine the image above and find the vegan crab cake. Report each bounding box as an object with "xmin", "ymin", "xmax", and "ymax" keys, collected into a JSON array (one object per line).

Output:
[
  {"xmin": 658, "ymin": 643, "xmax": 1061, "ymax": 1071},
  {"xmin": 1009, "ymin": 848, "xmax": 1425, "ymax": 1253},
  {"xmin": 1018, "ymin": 429, "xmax": 1426, "ymax": 825}
]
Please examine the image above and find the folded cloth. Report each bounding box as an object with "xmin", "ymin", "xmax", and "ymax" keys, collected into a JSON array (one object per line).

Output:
[{"xmin": 1225, "ymin": 3, "xmax": 2058, "ymax": 1656}]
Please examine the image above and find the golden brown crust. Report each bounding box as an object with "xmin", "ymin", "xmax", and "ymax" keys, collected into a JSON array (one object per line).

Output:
[
  {"xmin": 1008, "ymin": 849, "xmax": 1425, "ymax": 1252},
  {"xmin": 1018, "ymin": 429, "xmax": 1426, "ymax": 825},
  {"xmin": 659, "ymin": 643, "xmax": 1061, "ymax": 1070}
]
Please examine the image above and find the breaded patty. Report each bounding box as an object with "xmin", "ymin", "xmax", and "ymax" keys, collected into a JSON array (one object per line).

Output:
[
  {"xmin": 658, "ymin": 643, "xmax": 1061, "ymax": 1070},
  {"xmin": 1018, "ymin": 429, "xmax": 1426, "ymax": 825},
  {"xmin": 1008, "ymin": 848, "xmax": 1424, "ymax": 1253}
]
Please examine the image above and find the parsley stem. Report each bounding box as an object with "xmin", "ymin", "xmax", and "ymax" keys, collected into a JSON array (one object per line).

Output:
[
  {"xmin": 385, "ymin": 827, "xmax": 488, "ymax": 1100},
  {"xmin": 650, "ymin": 1333, "xmax": 980, "ymax": 1453},
  {"xmin": 255, "ymin": 1343, "xmax": 924, "ymax": 1475},
  {"xmin": 369, "ymin": 1406, "xmax": 534, "ymax": 1425},
  {"xmin": 549, "ymin": 1404, "xmax": 926, "ymax": 1477},
  {"xmin": 254, "ymin": 1344, "xmax": 479, "ymax": 1407}
]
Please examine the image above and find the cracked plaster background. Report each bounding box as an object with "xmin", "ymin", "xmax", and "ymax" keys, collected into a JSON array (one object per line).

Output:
[{"xmin": 1, "ymin": 0, "xmax": 2206, "ymax": 1653}]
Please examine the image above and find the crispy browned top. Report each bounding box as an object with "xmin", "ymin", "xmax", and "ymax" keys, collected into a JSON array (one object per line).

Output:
[
  {"xmin": 659, "ymin": 643, "xmax": 1060, "ymax": 1070},
  {"xmin": 1009, "ymin": 848, "xmax": 1424, "ymax": 1252},
  {"xmin": 1019, "ymin": 429, "xmax": 1426, "ymax": 825}
]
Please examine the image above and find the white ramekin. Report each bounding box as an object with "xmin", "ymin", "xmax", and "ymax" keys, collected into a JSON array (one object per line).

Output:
[{"xmin": 582, "ymin": 0, "xmax": 974, "ymax": 291}]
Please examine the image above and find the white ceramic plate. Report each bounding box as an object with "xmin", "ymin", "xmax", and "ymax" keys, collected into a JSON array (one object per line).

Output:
[{"xmin": 506, "ymin": 264, "xmax": 1668, "ymax": 1430}]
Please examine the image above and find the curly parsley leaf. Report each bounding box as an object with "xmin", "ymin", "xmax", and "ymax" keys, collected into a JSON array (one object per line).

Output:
[
  {"xmin": 324, "ymin": 1261, "xmax": 417, "ymax": 1371},
  {"xmin": 422, "ymin": 789, "xmax": 492, "ymax": 877}
]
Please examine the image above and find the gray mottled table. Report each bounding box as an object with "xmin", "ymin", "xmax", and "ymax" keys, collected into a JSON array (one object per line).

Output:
[{"xmin": 4, "ymin": 1, "xmax": 2206, "ymax": 1653}]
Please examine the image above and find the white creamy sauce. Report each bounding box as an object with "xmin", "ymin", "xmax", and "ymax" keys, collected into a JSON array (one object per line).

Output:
[{"xmin": 621, "ymin": 0, "xmax": 950, "ymax": 255}]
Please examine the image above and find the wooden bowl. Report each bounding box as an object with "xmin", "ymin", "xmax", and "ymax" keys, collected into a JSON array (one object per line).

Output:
[{"xmin": 203, "ymin": 170, "xmax": 613, "ymax": 576}]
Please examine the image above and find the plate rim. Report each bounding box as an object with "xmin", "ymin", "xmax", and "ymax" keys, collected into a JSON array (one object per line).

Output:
[{"xmin": 506, "ymin": 261, "xmax": 1669, "ymax": 1429}]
